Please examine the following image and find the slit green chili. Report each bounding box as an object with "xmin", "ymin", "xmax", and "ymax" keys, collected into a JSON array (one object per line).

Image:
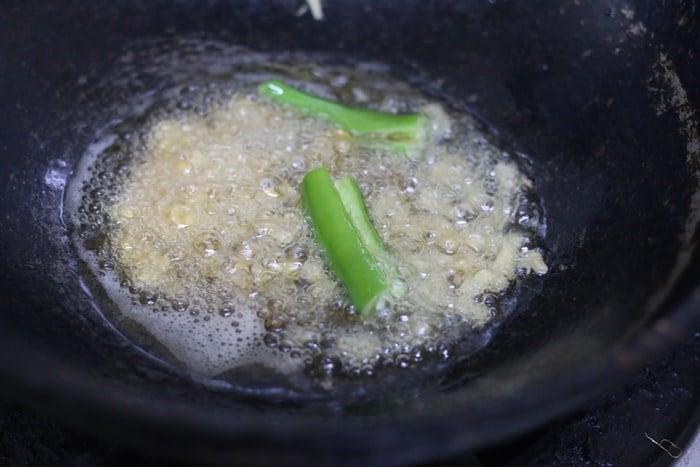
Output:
[
  {"xmin": 301, "ymin": 167, "xmax": 405, "ymax": 315},
  {"xmin": 259, "ymin": 79, "xmax": 426, "ymax": 156}
]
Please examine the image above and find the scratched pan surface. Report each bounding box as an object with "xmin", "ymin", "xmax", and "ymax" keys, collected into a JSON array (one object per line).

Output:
[{"xmin": 0, "ymin": 1, "xmax": 699, "ymax": 465}]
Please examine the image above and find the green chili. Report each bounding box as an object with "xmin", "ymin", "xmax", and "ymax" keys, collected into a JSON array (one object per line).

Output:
[
  {"xmin": 301, "ymin": 167, "xmax": 405, "ymax": 315},
  {"xmin": 259, "ymin": 79, "xmax": 427, "ymax": 156}
]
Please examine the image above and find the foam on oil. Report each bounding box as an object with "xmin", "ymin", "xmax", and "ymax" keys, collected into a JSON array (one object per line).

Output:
[{"xmin": 65, "ymin": 48, "xmax": 547, "ymax": 390}]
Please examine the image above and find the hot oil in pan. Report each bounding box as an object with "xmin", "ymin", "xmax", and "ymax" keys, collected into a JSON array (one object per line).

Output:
[{"xmin": 64, "ymin": 47, "xmax": 548, "ymax": 395}]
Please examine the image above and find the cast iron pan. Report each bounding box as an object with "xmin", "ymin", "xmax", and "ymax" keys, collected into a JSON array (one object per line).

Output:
[{"xmin": 0, "ymin": 0, "xmax": 699, "ymax": 464}]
